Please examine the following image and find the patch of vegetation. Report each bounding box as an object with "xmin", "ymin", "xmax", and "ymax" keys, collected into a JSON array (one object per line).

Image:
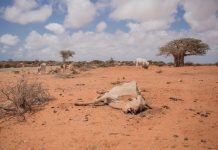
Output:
[
  {"xmin": 0, "ymin": 76, "xmax": 52, "ymax": 117},
  {"xmin": 185, "ymin": 61, "xmax": 194, "ymax": 66},
  {"xmin": 150, "ymin": 61, "xmax": 166, "ymax": 67}
]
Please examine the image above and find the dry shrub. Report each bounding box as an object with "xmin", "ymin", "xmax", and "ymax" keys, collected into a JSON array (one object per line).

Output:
[
  {"xmin": 121, "ymin": 61, "xmax": 135, "ymax": 66},
  {"xmin": 0, "ymin": 76, "xmax": 51, "ymax": 116},
  {"xmin": 185, "ymin": 61, "xmax": 194, "ymax": 66},
  {"xmin": 167, "ymin": 62, "xmax": 174, "ymax": 66},
  {"xmin": 151, "ymin": 61, "xmax": 166, "ymax": 67}
]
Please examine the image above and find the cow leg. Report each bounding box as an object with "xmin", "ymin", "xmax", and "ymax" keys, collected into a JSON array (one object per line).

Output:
[
  {"xmin": 74, "ymin": 98, "xmax": 107, "ymax": 106},
  {"xmin": 136, "ymin": 62, "xmax": 139, "ymax": 67}
]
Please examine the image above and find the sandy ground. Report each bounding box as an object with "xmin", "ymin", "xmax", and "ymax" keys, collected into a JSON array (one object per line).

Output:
[{"xmin": 0, "ymin": 66, "xmax": 218, "ymax": 150}]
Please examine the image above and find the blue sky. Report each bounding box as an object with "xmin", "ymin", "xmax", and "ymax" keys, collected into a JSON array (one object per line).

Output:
[{"xmin": 0, "ymin": 0, "xmax": 218, "ymax": 63}]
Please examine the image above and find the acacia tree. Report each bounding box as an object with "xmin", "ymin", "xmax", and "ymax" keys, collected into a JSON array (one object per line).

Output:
[
  {"xmin": 159, "ymin": 38, "xmax": 209, "ymax": 67},
  {"xmin": 60, "ymin": 50, "xmax": 75, "ymax": 63}
]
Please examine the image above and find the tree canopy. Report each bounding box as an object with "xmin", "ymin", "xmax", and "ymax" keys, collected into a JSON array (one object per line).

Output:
[
  {"xmin": 60, "ymin": 50, "xmax": 75, "ymax": 62},
  {"xmin": 159, "ymin": 38, "xmax": 209, "ymax": 67}
]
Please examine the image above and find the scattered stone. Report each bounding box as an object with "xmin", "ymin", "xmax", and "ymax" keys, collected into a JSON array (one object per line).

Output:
[
  {"xmin": 65, "ymin": 108, "xmax": 69, "ymax": 111},
  {"xmin": 162, "ymin": 105, "xmax": 170, "ymax": 109},
  {"xmin": 20, "ymin": 139, "xmax": 28, "ymax": 144},
  {"xmin": 169, "ymin": 97, "xmax": 183, "ymax": 101},
  {"xmin": 188, "ymin": 108, "xmax": 195, "ymax": 111},
  {"xmin": 201, "ymin": 114, "xmax": 208, "ymax": 117},
  {"xmin": 178, "ymin": 79, "xmax": 183, "ymax": 82},
  {"xmin": 109, "ymin": 133, "xmax": 119, "ymax": 135},
  {"xmin": 41, "ymin": 121, "xmax": 46, "ymax": 125},
  {"xmin": 193, "ymin": 99, "xmax": 198, "ymax": 102},
  {"xmin": 111, "ymin": 80, "xmax": 122, "ymax": 85},
  {"xmin": 76, "ymin": 83, "xmax": 85, "ymax": 86},
  {"xmin": 156, "ymin": 70, "xmax": 162, "ymax": 73},
  {"xmin": 166, "ymin": 81, "xmax": 171, "ymax": 84},
  {"xmin": 140, "ymin": 88, "xmax": 148, "ymax": 92},
  {"xmin": 201, "ymin": 139, "xmax": 207, "ymax": 143},
  {"xmin": 173, "ymin": 135, "xmax": 179, "ymax": 138},
  {"xmin": 96, "ymin": 89, "xmax": 107, "ymax": 95},
  {"xmin": 195, "ymin": 111, "xmax": 210, "ymax": 118},
  {"xmin": 53, "ymin": 110, "xmax": 57, "ymax": 113},
  {"xmin": 83, "ymin": 115, "xmax": 89, "ymax": 122},
  {"xmin": 184, "ymin": 137, "xmax": 188, "ymax": 141},
  {"xmin": 51, "ymin": 106, "xmax": 55, "ymax": 109}
]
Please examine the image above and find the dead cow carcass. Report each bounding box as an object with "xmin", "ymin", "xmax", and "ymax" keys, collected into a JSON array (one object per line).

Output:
[{"xmin": 74, "ymin": 81, "xmax": 151, "ymax": 114}]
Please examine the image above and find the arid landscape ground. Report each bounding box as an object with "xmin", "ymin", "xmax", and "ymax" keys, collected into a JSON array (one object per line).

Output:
[{"xmin": 0, "ymin": 65, "xmax": 218, "ymax": 150}]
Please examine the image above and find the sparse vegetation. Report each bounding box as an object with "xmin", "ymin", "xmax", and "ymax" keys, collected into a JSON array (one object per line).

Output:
[
  {"xmin": 167, "ymin": 62, "xmax": 174, "ymax": 66},
  {"xmin": 149, "ymin": 61, "xmax": 166, "ymax": 67},
  {"xmin": 0, "ymin": 76, "xmax": 51, "ymax": 116},
  {"xmin": 185, "ymin": 61, "xmax": 194, "ymax": 66}
]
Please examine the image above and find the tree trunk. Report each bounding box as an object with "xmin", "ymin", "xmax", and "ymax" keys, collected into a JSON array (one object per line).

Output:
[
  {"xmin": 174, "ymin": 53, "xmax": 185, "ymax": 67},
  {"xmin": 173, "ymin": 55, "xmax": 179, "ymax": 67},
  {"xmin": 179, "ymin": 54, "xmax": 185, "ymax": 66}
]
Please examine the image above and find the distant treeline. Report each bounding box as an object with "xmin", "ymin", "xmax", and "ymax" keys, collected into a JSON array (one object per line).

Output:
[{"xmin": 0, "ymin": 59, "xmax": 217, "ymax": 68}]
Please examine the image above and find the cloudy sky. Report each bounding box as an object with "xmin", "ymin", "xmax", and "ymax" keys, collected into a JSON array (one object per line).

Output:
[{"xmin": 0, "ymin": 0, "xmax": 218, "ymax": 63}]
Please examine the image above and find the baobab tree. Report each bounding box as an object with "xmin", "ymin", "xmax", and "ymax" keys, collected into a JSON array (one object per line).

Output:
[
  {"xmin": 60, "ymin": 50, "xmax": 75, "ymax": 63},
  {"xmin": 159, "ymin": 38, "xmax": 209, "ymax": 67}
]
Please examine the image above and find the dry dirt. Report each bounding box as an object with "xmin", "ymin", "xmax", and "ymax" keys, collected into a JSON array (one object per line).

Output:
[{"xmin": 0, "ymin": 66, "xmax": 218, "ymax": 150}]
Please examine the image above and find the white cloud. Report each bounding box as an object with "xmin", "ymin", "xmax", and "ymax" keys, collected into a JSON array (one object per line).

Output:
[
  {"xmin": 19, "ymin": 27, "xmax": 218, "ymax": 63},
  {"xmin": 0, "ymin": 34, "xmax": 19, "ymax": 46},
  {"xmin": 127, "ymin": 20, "xmax": 171, "ymax": 32},
  {"xmin": 110, "ymin": 0, "xmax": 179, "ymax": 31},
  {"xmin": 96, "ymin": 21, "xmax": 107, "ymax": 32},
  {"xmin": 182, "ymin": 0, "xmax": 218, "ymax": 32},
  {"xmin": 24, "ymin": 30, "xmax": 59, "ymax": 50},
  {"xmin": 0, "ymin": 49, "xmax": 7, "ymax": 54},
  {"xmin": 3, "ymin": 0, "xmax": 52, "ymax": 24},
  {"xmin": 64, "ymin": 0, "xmax": 97, "ymax": 28},
  {"xmin": 4, "ymin": 0, "xmax": 217, "ymax": 63},
  {"xmin": 95, "ymin": 0, "xmax": 110, "ymax": 11},
  {"xmin": 45, "ymin": 23, "xmax": 65, "ymax": 34}
]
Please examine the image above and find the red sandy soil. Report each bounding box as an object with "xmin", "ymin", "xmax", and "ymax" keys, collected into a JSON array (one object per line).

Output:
[{"xmin": 0, "ymin": 66, "xmax": 218, "ymax": 150}]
